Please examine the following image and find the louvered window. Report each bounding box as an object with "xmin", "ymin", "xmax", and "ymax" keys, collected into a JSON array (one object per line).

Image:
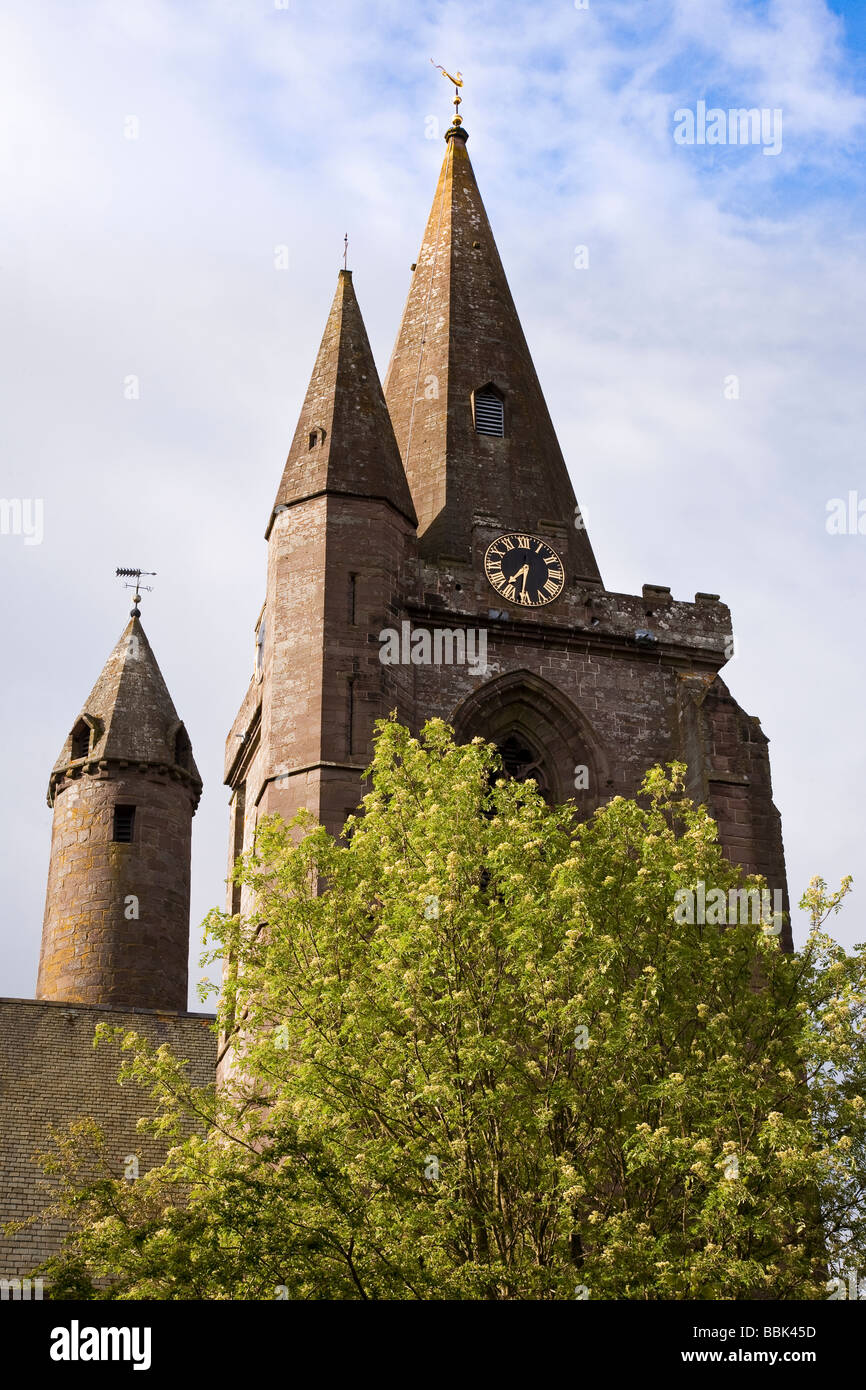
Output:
[
  {"xmin": 113, "ymin": 805, "xmax": 136, "ymax": 843},
  {"xmin": 474, "ymin": 388, "xmax": 504, "ymax": 437},
  {"xmin": 71, "ymin": 720, "xmax": 90, "ymax": 760}
]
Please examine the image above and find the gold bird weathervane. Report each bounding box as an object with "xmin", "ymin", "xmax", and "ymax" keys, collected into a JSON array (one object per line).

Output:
[{"xmin": 431, "ymin": 59, "xmax": 464, "ymax": 126}]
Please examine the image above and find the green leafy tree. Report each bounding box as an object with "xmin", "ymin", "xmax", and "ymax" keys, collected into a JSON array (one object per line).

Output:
[{"xmin": 30, "ymin": 719, "xmax": 865, "ymax": 1299}]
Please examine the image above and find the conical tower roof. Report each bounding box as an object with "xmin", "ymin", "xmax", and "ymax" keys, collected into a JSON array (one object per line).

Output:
[
  {"xmin": 49, "ymin": 616, "xmax": 201, "ymax": 804},
  {"xmin": 266, "ymin": 269, "xmax": 416, "ymax": 537},
  {"xmin": 384, "ymin": 125, "xmax": 601, "ymax": 580}
]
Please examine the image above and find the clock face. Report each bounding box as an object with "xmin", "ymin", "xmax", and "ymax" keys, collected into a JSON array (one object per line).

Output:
[{"xmin": 484, "ymin": 533, "xmax": 565, "ymax": 608}]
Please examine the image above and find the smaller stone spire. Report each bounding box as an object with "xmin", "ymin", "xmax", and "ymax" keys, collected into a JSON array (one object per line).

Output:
[
  {"xmin": 38, "ymin": 615, "xmax": 201, "ymax": 1010},
  {"xmin": 266, "ymin": 269, "xmax": 416, "ymax": 537},
  {"xmin": 48, "ymin": 617, "xmax": 201, "ymax": 805}
]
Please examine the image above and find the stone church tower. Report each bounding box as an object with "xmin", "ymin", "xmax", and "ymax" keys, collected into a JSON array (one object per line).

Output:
[
  {"xmin": 1, "ymin": 603, "xmax": 214, "ymax": 1273},
  {"xmin": 225, "ymin": 115, "xmax": 790, "ymax": 948},
  {"xmin": 224, "ymin": 267, "xmax": 418, "ymax": 857},
  {"xmin": 0, "ymin": 605, "xmax": 212, "ymax": 1283},
  {"xmin": 37, "ymin": 609, "xmax": 202, "ymax": 1010},
  {"xmin": 0, "ymin": 101, "xmax": 791, "ymax": 1284}
]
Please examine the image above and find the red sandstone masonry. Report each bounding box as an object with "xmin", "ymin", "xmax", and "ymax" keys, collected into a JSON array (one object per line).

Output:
[
  {"xmin": 38, "ymin": 769, "xmax": 197, "ymax": 1010},
  {"xmin": 220, "ymin": 120, "xmax": 792, "ymax": 1083},
  {"xmin": 39, "ymin": 616, "xmax": 202, "ymax": 1011}
]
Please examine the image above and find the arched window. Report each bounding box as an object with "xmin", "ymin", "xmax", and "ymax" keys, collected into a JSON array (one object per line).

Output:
[
  {"xmin": 473, "ymin": 385, "xmax": 505, "ymax": 437},
  {"xmin": 71, "ymin": 719, "xmax": 90, "ymax": 760},
  {"xmin": 452, "ymin": 669, "xmax": 609, "ymax": 811},
  {"xmin": 497, "ymin": 735, "xmax": 549, "ymax": 797}
]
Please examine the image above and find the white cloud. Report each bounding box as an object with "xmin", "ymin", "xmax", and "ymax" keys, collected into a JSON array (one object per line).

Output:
[{"xmin": 1, "ymin": 0, "xmax": 864, "ymax": 1003}]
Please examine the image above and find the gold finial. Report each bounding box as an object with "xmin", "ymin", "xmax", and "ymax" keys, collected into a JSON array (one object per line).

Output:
[{"xmin": 431, "ymin": 60, "xmax": 464, "ymax": 126}]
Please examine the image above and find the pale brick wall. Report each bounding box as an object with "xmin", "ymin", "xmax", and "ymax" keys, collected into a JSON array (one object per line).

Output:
[{"xmin": 0, "ymin": 998, "xmax": 216, "ymax": 1280}]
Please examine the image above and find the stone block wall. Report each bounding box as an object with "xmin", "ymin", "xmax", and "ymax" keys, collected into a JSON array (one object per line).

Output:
[
  {"xmin": 37, "ymin": 769, "xmax": 197, "ymax": 1011},
  {"xmin": 0, "ymin": 998, "xmax": 216, "ymax": 1281}
]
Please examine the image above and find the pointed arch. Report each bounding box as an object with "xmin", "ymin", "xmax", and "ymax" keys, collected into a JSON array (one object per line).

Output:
[
  {"xmin": 472, "ymin": 382, "xmax": 505, "ymax": 437},
  {"xmin": 70, "ymin": 718, "xmax": 91, "ymax": 761},
  {"xmin": 69, "ymin": 713, "xmax": 102, "ymax": 762},
  {"xmin": 451, "ymin": 669, "xmax": 610, "ymax": 808}
]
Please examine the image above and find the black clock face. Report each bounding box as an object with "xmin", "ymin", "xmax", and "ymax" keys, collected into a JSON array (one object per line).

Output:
[{"xmin": 484, "ymin": 533, "xmax": 565, "ymax": 607}]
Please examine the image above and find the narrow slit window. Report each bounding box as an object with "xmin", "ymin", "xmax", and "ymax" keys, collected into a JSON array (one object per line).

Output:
[
  {"xmin": 113, "ymin": 805, "xmax": 136, "ymax": 843},
  {"xmin": 255, "ymin": 615, "xmax": 266, "ymax": 681},
  {"xmin": 349, "ymin": 573, "xmax": 357, "ymax": 625},
  {"xmin": 346, "ymin": 677, "xmax": 355, "ymax": 757},
  {"xmin": 474, "ymin": 387, "xmax": 504, "ymax": 437}
]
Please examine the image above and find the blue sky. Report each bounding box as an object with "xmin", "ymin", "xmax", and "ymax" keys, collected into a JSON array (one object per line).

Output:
[{"xmin": 1, "ymin": 0, "xmax": 865, "ymax": 1002}]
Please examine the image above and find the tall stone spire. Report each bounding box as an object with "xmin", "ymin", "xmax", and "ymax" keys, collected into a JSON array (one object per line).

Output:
[
  {"xmin": 225, "ymin": 267, "xmax": 417, "ymax": 885},
  {"xmin": 384, "ymin": 124, "xmax": 601, "ymax": 582},
  {"xmin": 267, "ymin": 268, "xmax": 416, "ymax": 537},
  {"xmin": 38, "ymin": 616, "xmax": 201, "ymax": 1010},
  {"xmin": 46, "ymin": 617, "xmax": 202, "ymax": 794}
]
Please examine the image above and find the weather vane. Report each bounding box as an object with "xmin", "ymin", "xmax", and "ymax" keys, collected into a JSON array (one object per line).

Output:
[
  {"xmin": 431, "ymin": 60, "xmax": 464, "ymax": 126},
  {"xmin": 343, "ymin": 232, "xmax": 348, "ymax": 271},
  {"xmin": 116, "ymin": 567, "xmax": 156, "ymax": 618}
]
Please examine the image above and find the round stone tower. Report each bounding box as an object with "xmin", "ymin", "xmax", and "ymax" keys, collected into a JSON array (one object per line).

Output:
[{"xmin": 36, "ymin": 612, "xmax": 202, "ymax": 1010}]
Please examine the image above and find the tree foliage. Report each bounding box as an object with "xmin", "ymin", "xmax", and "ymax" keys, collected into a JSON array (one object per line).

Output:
[{"xmin": 32, "ymin": 719, "xmax": 865, "ymax": 1299}]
